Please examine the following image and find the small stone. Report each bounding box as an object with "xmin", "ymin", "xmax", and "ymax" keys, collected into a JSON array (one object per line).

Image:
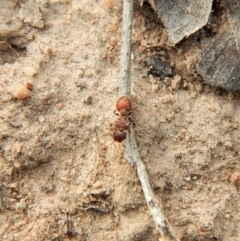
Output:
[
  {"xmin": 23, "ymin": 66, "xmax": 37, "ymax": 77},
  {"xmin": 38, "ymin": 116, "xmax": 44, "ymax": 122},
  {"xmin": 9, "ymin": 182, "xmax": 19, "ymax": 189},
  {"xmin": 229, "ymin": 170, "xmax": 240, "ymax": 185},
  {"xmin": 183, "ymin": 80, "xmax": 188, "ymax": 88},
  {"xmin": 223, "ymin": 141, "xmax": 232, "ymax": 149},
  {"xmin": 13, "ymin": 86, "xmax": 32, "ymax": 100},
  {"xmin": 84, "ymin": 96, "xmax": 92, "ymax": 105},
  {"xmin": 195, "ymin": 83, "xmax": 202, "ymax": 92},
  {"xmin": 13, "ymin": 160, "xmax": 21, "ymax": 168},
  {"xmin": 78, "ymin": 69, "xmax": 84, "ymax": 78},
  {"xmin": 225, "ymin": 214, "xmax": 230, "ymax": 219},
  {"xmin": 152, "ymin": 84, "xmax": 158, "ymax": 92},
  {"xmin": 25, "ymin": 82, "xmax": 34, "ymax": 90},
  {"xmin": 171, "ymin": 75, "xmax": 182, "ymax": 90},
  {"xmin": 15, "ymin": 145, "xmax": 22, "ymax": 154},
  {"xmin": 184, "ymin": 175, "xmax": 191, "ymax": 181},
  {"xmin": 58, "ymin": 103, "xmax": 64, "ymax": 109},
  {"xmin": 185, "ymin": 224, "xmax": 198, "ymax": 239},
  {"xmin": 164, "ymin": 77, "xmax": 171, "ymax": 86},
  {"xmin": 109, "ymin": 37, "xmax": 117, "ymax": 47},
  {"xmin": 160, "ymin": 50, "xmax": 166, "ymax": 56},
  {"xmin": 149, "ymin": 57, "xmax": 173, "ymax": 77},
  {"xmin": 131, "ymin": 53, "xmax": 134, "ymax": 60},
  {"xmin": 92, "ymin": 181, "xmax": 103, "ymax": 189},
  {"xmin": 141, "ymin": 39, "xmax": 147, "ymax": 48},
  {"xmin": 160, "ymin": 56, "xmax": 166, "ymax": 62}
]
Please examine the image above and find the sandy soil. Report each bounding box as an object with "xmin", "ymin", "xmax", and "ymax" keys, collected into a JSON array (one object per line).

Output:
[{"xmin": 0, "ymin": 0, "xmax": 240, "ymax": 240}]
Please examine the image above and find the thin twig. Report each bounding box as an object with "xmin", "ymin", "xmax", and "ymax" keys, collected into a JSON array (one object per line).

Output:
[
  {"xmin": 119, "ymin": 0, "xmax": 179, "ymax": 240},
  {"xmin": 146, "ymin": 42, "xmax": 165, "ymax": 48},
  {"xmin": 119, "ymin": 0, "xmax": 133, "ymax": 97},
  {"xmin": 0, "ymin": 41, "xmax": 20, "ymax": 57}
]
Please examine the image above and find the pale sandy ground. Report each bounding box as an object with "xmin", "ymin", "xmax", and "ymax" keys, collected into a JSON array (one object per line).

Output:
[{"xmin": 0, "ymin": 1, "xmax": 240, "ymax": 240}]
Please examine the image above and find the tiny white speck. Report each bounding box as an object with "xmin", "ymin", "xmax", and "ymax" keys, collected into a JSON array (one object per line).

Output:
[{"xmin": 39, "ymin": 116, "xmax": 44, "ymax": 122}]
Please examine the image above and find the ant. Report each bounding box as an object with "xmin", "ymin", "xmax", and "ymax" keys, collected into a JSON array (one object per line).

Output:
[{"xmin": 113, "ymin": 96, "xmax": 132, "ymax": 142}]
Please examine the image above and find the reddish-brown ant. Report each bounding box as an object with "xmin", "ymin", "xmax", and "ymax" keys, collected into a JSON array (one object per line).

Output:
[{"xmin": 113, "ymin": 96, "xmax": 132, "ymax": 142}]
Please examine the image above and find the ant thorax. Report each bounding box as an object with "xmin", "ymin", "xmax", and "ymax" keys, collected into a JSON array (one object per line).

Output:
[{"xmin": 119, "ymin": 109, "xmax": 128, "ymax": 117}]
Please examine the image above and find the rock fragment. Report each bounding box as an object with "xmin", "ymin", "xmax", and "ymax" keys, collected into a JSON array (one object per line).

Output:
[
  {"xmin": 149, "ymin": 57, "xmax": 173, "ymax": 77},
  {"xmin": 196, "ymin": 0, "xmax": 240, "ymax": 91},
  {"xmin": 152, "ymin": 0, "xmax": 213, "ymax": 45},
  {"xmin": 13, "ymin": 82, "xmax": 33, "ymax": 100},
  {"xmin": 197, "ymin": 33, "xmax": 240, "ymax": 91}
]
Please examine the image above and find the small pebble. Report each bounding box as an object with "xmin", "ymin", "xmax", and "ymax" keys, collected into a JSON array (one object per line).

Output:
[
  {"xmin": 38, "ymin": 116, "xmax": 44, "ymax": 122},
  {"xmin": 149, "ymin": 57, "xmax": 173, "ymax": 77},
  {"xmin": 13, "ymin": 85, "xmax": 32, "ymax": 100},
  {"xmin": 58, "ymin": 103, "xmax": 64, "ymax": 109},
  {"xmin": 131, "ymin": 53, "xmax": 134, "ymax": 60},
  {"xmin": 25, "ymin": 82, "xmax": 34, "ymax": 90},
  {"xmin": 160, "ymin": 50, "xmax": 166, "ymax": 56},
  {"xmin": 15, "ymin": 145, "xmax": 22, "ymax": 154},
  {"xmin": 92, "ymin": 181, "xmax": 103, "ymax": 189},
  {"xmin": 78, "ymin": 69, "xmax": 84, "ymax": 78},
  {"xmin": 152, "ymin": 84, "xmax": 158, "ymax": 93},
  {"xmin": 229, "ymin": 170, "xmax": 240, "ymax": 185},
  {"xmin": 195, "ymin": 83, "xmax": 202, "ymax": 92},
  {"xmin": 84, "ymin": 96, "xmax": 92, "ymax": 105},
  {"xmin": 23, "ymin": 66, "xmax": 38, "ymax": 77},
  {"xmin": 171, "ymin": 75, "xmax": 182, "ymax": 90},
  {"xmin": 225, "ymin": 214, "xmax": 230, "ymax": 219},
  {"xmin": 13, "ymin": 160, "xmax": 21, "ymax": 168}
]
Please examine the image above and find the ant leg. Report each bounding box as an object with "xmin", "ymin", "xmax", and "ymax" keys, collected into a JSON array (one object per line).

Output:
[
  {"xmin": 127, "ymin": 116, "xmax": 135, "ymax": 127},
  {"xmin": 127, "ymin": 109, "xmax": 133, "ymax": 116},
  {"xmin": 127, "ymin": 109, "xmax": 133, "ymax": 121},
  {"xmin": 114, "ymin": 110, "xmax": 119, "ymax": 116},
  {"xmin": 127, "ymin": 110, "xmax": 135, "ymax": 126}
]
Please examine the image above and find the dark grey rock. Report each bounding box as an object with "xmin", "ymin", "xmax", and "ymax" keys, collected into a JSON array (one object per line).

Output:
[
  {"xmin": 152, "ymin": 0, "xmax": 213, "ymax": 45},
  {"xmin": 149, "ymin": 57, "xmax": 173, "ymax": 77},
  {"xmin": 197, "ymin": 0, "xmax": 240, "ymax": 91}
]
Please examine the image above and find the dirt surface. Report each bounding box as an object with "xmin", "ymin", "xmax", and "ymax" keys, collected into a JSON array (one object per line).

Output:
[{"xmin": 0, "ymin": 0, "xmax": 240, "ymax": 241}]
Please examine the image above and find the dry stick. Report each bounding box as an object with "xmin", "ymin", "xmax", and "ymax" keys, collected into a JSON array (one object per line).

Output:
[
  {"xmin": 119, "ymin": 0, "xmax": 133, "ymax": 97},
  {"xmin": 119, "ymin": 1, "xmax": 179, "ymax": 240},
  {"xmin": 0, "ymin": 41, "xmax": 20, "ymax": 57}
]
